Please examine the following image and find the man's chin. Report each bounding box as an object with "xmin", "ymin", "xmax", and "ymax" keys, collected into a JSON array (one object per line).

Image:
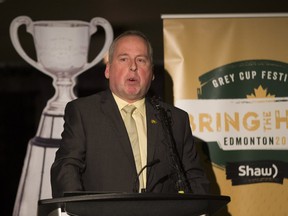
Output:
[{"xmin": 124, "ymin": 91, "xmax": 145, "ymax": 102}]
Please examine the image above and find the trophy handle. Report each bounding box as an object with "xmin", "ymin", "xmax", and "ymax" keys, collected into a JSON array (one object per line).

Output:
[
  {"xmin": 73, "ymin": 17, "xmax": 114, "ymax": 78},
  {"xmin": 9, "ymin": 16, "xmax": 52, "ymax": 77}
]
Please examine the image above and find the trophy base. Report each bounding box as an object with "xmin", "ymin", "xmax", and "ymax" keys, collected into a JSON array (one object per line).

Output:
[
  {"xmin": 36, "ymin": 112, "xmax": 64, "ymax": 140},
  {"xmin": 13, "ymin": 138, "xmax": 59, "ymax": 216},
  {"xmin": 13, "ymin": 111, "xmax": 64, "ymax": 215}
]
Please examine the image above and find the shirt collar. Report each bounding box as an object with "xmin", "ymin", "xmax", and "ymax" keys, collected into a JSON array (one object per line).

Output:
[{"xmin": 112, "ymin": 93, "xmax": 146, "ymax": 116}]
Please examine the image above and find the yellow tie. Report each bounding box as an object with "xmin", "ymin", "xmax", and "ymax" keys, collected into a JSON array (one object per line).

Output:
[{"xmin": 122, "ymin": 105, "xmax": 144, "ymax": 190}]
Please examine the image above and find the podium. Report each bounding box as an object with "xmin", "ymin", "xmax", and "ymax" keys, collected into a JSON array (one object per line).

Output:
[{"xmin": 38, "ymin": 192, "xmax": 230, "ymax": 216}]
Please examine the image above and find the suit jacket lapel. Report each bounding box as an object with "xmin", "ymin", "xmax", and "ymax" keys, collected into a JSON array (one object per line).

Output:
[
  {"xmin": 146, "ymin": 99, "xmax": 159, "ymax": 164},
  {"xmin": 146, "ymin": 98, "xmax": 168, "ymax": 186},
  {"xmin": 100, "ymin": 90, "xmax": 136, "ymax": 167},
  {"xmin": 146, "ymin": 97, "xmax": 172, "ymax": 192}
]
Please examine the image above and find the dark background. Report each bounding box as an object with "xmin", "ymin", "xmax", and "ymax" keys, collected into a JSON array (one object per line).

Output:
[{"xmin": 1, "ymin": 0, "xmax": 288, "ymax": 215}]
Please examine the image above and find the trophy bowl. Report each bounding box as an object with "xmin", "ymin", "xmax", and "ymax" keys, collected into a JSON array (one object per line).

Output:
[{"xmin": 10, "ymin": 16, "xmax": 113, "ymax": 141}]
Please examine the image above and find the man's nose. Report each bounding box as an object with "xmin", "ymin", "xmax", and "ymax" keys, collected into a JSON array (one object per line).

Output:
[{"xmin": 129, "ymin": 60, "xmax": 137, "ymax": 72}]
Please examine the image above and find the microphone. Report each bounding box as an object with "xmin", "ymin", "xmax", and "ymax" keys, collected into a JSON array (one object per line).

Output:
[{"xmin": 133, "ymin": 159, "xmax": 160, "ymax": 193}]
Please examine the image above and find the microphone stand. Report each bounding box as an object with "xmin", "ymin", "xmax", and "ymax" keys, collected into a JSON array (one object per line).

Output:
[{"xmin": 151, "ymin": 97, "xmax": 192, "ymax": 193}]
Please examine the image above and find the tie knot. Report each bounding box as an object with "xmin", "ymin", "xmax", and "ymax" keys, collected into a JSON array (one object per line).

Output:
[{"xmin": 122, "ymin": 105, "xmax": 136, "ymax": 114}]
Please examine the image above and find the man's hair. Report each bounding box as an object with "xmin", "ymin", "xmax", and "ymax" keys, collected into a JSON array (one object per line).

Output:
[{"xmin": 108, "ymin": 30, "xmax": 153, "ymax": 66}]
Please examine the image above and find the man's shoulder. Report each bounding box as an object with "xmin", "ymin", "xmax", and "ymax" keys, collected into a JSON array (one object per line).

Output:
[{"xmin": 68, "ymin": 90, "xmax": 111, "ymax": 107}]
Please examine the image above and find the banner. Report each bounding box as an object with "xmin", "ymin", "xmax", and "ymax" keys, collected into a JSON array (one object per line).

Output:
[{"xmin": 163, "ymin": 13, "xmax": 288, "ymax": 216}]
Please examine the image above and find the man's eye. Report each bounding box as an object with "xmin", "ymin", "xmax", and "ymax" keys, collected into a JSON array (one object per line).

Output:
[{"xmin": 137, "ymin": 58, "xmax": 146, "ymax": 63}]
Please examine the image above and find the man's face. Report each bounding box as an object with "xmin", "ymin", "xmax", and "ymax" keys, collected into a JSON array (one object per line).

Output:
[{"xmin": 105, "ymin": 35, "xmax": 154, "ymax": 103}]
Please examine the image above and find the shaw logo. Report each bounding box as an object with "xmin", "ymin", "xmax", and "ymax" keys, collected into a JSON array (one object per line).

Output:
[
  {"xmin": 226, "ymin": 160, "xmax": 287, "ymax": 185},
  {"xmin": 238, "ymin": 164, "xmax": 278, "ymax": 179}
]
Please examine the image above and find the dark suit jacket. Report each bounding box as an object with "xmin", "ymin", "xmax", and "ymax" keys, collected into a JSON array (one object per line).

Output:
[{"xmin": 51, "ymin": 90, "xmax": 209, "ymax": 197}]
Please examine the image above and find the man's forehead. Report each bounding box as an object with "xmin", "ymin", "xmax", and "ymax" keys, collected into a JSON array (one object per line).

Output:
[
  {"xmin": 116, "ymin": 35, "xmax": 147, "ymax": 47},
  {"xmin": 114, "ymin": 42, "xmax": 149, "ymax": 57}
]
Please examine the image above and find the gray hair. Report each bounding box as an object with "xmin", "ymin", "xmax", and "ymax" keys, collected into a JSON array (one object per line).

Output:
[{"xmin": 108, "ymin": 30, "xmax": 153, "ymax": 66}]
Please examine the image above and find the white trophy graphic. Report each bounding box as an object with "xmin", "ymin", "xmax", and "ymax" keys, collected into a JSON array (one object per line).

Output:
[{"xmin": 10, "ymin": 16, "xmax": 113, "ymax": 216}]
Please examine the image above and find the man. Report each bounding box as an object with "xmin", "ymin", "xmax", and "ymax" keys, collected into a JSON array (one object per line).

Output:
[{"xmin": 51, "ymin": 30, "xmax": 210, "ymax": 198}]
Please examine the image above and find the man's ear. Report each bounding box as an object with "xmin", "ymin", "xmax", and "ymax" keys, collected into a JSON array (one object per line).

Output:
[{"xmin": 104, "ymin": 64, "xmax": 110, "ymax": 79}]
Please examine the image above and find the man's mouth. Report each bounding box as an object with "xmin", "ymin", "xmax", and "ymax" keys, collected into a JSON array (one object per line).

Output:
[{"xmin": 127, "ymin": 77, "xmax": 137, "ymax": 82}]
